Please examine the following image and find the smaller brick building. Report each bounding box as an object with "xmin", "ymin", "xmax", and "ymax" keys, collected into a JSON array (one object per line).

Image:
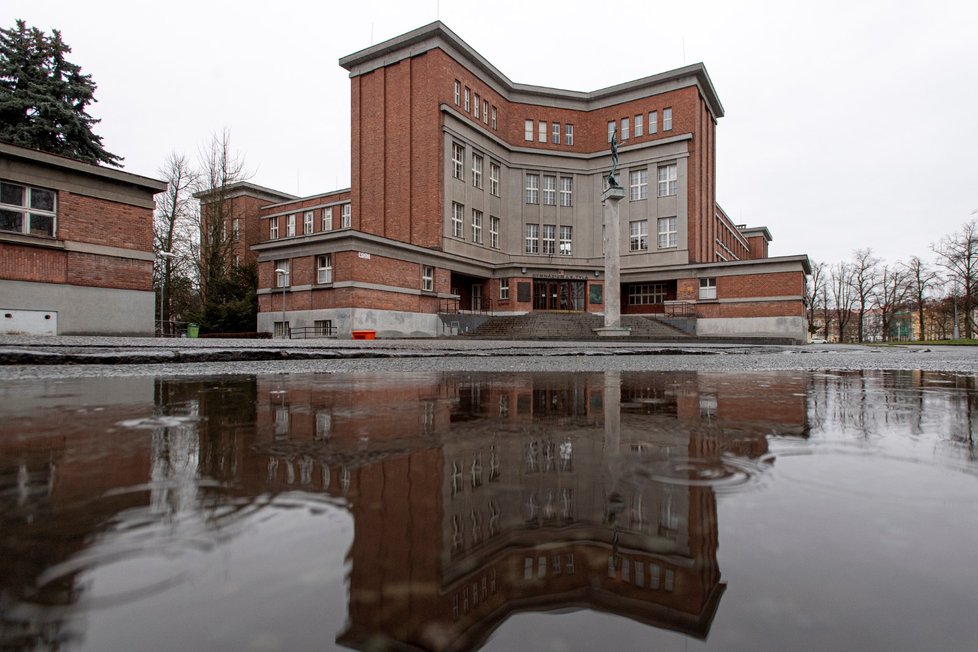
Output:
[{"xmin": 0, "ymin": 142, "xmax": 166, "ymax": 335}]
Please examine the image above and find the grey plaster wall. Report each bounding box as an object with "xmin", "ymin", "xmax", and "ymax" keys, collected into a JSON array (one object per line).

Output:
[
  {"xmin": 1, "ymin": 280, "xmax": 154, "ymax": 335},
  {"xmin": 258, "ymin": 307, "xmax": 446, "ymax": 338},
  {"xmin": 696, "ymin": 316, "xmax": 807, "ymax": 343}
]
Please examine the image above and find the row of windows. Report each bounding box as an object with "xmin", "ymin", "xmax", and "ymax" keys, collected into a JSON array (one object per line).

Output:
[
  {"xmin": 268, "ymin": 204, "xmax": 351, "ymax": 240},
  {"xmin": 524, "ymin": 174, "xmax": 573, "ymax": 206},
  {"xmin": 451, "ymin": 143, "xmax": 501, "ymax": 195},
  {"xmin": 453, "ymin": 80, "xmax": 499, "ymax": 130},
  {"xmin": 272, "ymin": 255, "xmax": 334, "ymax": 287},
  {"xmin": 451, "ymin": 202, "xmax": 501, "ymax": 248},
  {"xmin": 629, "ymin": 217, "xmax": 677, "ymax": 251},
  {"xmin": 0, "ymin": 180, "xmax": 57, "ymax": 238},
  {"xmin": 609, "ymin": 108, "xmax": 672, "ymax": 142},
  {"xmin": 524, "ymin": 223, "xmax": 573, "ymax": 255},
  {"xmin": 524, "ymin": 120, "xmax": 575, "ymax": 146},
  {"xmin": 627, "ymin": 164, "xmax": 677, "ymax": 201}
]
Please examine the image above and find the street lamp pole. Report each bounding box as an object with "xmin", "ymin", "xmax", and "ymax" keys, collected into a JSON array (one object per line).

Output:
[
  {"xmin": 274, "ymin": 268, "xmax": 288, "ymax": 338},
  {"xmin": 156, "ymin": 251, "xmax": 177, "ymax": 337}
]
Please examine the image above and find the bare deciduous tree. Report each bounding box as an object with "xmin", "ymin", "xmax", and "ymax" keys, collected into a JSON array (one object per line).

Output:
[
  {"xmin": 154, "ymin": 152, "xmax": 200, "ymax": 328},
  {"xmin": 875, "ymin": 263, "xmax": 910, "ymax": 341},
  {"xmin": 903, "ymin": 256, "xmax": 938, "ymax": 341},
  {"xmin": 932, "ymin": 220, "xmax": 978, "ymax": 338},
  {"xmin": 851, "ymin": 248, "xmax": 881, "ymax": 342},
  {"xmin": 831, "ymin": 261, "xmax": 856, "ymax": 342},
  {"xmin": 806, "ymin": 260, "xmax": 828, "ymax": 338}
]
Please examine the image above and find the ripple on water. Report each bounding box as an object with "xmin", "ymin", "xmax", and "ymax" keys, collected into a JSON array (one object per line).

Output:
[
  {"xmin": 645, "ymin": 455, "xmax": 772, "ymax": 494},
  {"xmin": 116, "ymin": 415, "xmax": 199, "ymax": 429}
]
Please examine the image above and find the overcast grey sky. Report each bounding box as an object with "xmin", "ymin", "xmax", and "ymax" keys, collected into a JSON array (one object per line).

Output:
[{"xmin": 4, "ymin": 0, "xmax": 977, "ymax": 266}]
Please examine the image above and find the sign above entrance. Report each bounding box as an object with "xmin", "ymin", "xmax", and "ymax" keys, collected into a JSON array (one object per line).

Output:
[{"xmin": 533, "ymin": 273, "xmax": 589, "ymax": 280}]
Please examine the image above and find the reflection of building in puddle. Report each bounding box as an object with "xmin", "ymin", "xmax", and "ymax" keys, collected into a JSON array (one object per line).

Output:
[{"xmin": 250, "ymin": 371, "xmax": 808, "ymax": 650}]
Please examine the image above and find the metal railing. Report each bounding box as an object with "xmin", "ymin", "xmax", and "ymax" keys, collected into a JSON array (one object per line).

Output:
[
  {"xmin": 662, "ymin": 301, "xmax": 696, "ymax": 318},
  {"xmin": 287, "ymin": 325, "xmax": 337, "ymax": 339}
]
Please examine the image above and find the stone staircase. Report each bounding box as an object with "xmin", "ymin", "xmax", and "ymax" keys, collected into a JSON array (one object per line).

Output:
[{"xmin": 466, "ymin": 312, "xmax": 692, "ymax": 340}]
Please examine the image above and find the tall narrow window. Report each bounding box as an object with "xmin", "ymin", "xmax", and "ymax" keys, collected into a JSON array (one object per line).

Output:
[
  {"xmin": 491, "ymin": 106, "xmax": 497, "ymax": 129},
  {"xmin": 559, "ymin": 177, "xmax": 573, "ymax": 207},
  {"xmin": 341, "ymin": 204, "xmax": 351, "ymax": 228},
  {"xmin": 525, "ymin": 223, "xmax": 539, "ymax": 254},
  {"xmin": 658, "ymin": 164, "xmax": 678, "ymax": 197},
  {"xmin": 422, "ymin": 265, "xmax": 434, "ymax": 292},
  {"xmin": 551, "ymin": 122, "xmax": 560, "ymax": 144},
  {"xmin": 454, "ymin": 80, "xmax": 461, "ymax": 106},
  {"xmin": 489, "ymin": 162, "xmax": 500, "ymax": 196},
  {"xmin": 607, "ymin": 121, "xmax": 616, "ymax": 142},
  {"xmin": 323, "ymin": 206, "xmax": 333, "ymax": 231},
  {"xmin": 452, "ymin": 143, "xmax": 465, "ymax": 180},
  {"xmin": 629, "ymin": 169, "xmax": 648, "ymax": 201},
  {"xmin": 524, "ymin": 119, "xmax": 534, "ymax": 141},
  {"xmin": 635, "ymin": 114, "xmax": 643, "ymax": 137},
  {"xmin": 499, "ymin": 279, "xmax": 510, "ymax": 300},
  {"xmin": 474, "ymin": 93, "xmax": 481, "ymax": 118},
  {"xmin": 483, "ymin": 99, "xmax": 489, "ymax": 124},
  {"xmin": 452, "ymin": 202, "xmax": 464, "ymax": 238},
  {"xmin": 232, "ymin": 218, "xmax": 240, "ymax": 240},
  {"xmin": 287, "ymin": 214, "xmax": 296, "ymax": 237},
  {"xmin": 464, "ymin": 87, "xmax": 471, "ymax": 112},
  {"xmin": 538, "ymin": 121, "xmax": 546, "ymax": 143},
  {"xmin": 565, "ymin": 124, "xmax": 574, "ymax": 145},
  {"xmin": 472, "ymin": 209, "xmax": 483, "ymax": 244},
  {"xmin": 559, "ymin": 225, "xmax": 573, "ymax": 255},
  {"xmin": 303, "ymin": 211, "xmax": 314, "ymax": 235},
  {"xmin": 269, "ymin": 217, "xmax": 279, "ymax": 239},
  {"xmin": 621, "ymin": 117, "xmax": 630, "ymax": 141},
  {"xmin": 542, "ymin": 224, "xmax": 556, "ymax": 255},
  {"xmin": 649, "ymin": 110, "xmax": 658, "ymax": 134},
  {"xmin": 317, "ymin": 254, "xmax": 333, "ymax": 283},
  {"xmin": 658, "ymin": 216, "xmax": 677, "ymax": 248},
  {"xmin": 490, "ymin": 216, "xmax": 500, "ymax": 249},
  {"xmin": 629, "ymin": 220, "xmax": 649, "ymax": 251},
  {"xmin": 663, "ymin": 107, "xmax": 673, "ymax": 131},
  {"xmin": 525, "ymin": 174, "xmax": 539, "ymax": 204},
  {"xmin": 542, "ymin": 175, "xmax": 556, "ymax": 205},
  {"xmin": 472, "ymin": 153, "xmax": 483, "ymax": 188},
  {"xmin": 275, "ymin": 259, "xmax": 290, "ymax": 287}
]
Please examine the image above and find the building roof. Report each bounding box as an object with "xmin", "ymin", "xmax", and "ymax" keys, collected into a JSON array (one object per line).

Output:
[
  {"xmin": 340, "ymin": 21, "xmax": 724, "ymax": 118},
  {"xmin": 0, "ymin": 141, "xmax": 166, "ymax": 193},
  {"xmin": 193, "ymin": 181, "xmax": 298, "ymax": 203}
]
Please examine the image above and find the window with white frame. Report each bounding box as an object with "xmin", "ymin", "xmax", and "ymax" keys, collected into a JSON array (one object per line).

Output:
[
  {"xmin": 464, "ymin": 87, "xmax": 470, "ymax": 112},
  {"xmin": 269, "ymin": 217, "xmax": 279, "ymax": 239},
  {"xmin": 524, "ymin": 119, "xmax": 533, "ymax": 141},
  {"xmin": 452, "ymin": 202, "xmax": 464, "ymax": 238},
  {"xmin": 525, "ymin": 174, "xmax": 539, "ymax": 204},
  {"xmin": 489, "ymin": 162, "xmax": 500, "ymax": 196},
  {"xmin": 454, "ymin": 80, "xmax": 461, "ymax": 106},
  {"xmin": 649, "ymin": 110, "xmax": 658, "ymax": 134},
  {"xmin": 0, "ymin": 181, "xmax": 56, "ymax": 237},
  {"xmin": 658, "ymin": 164, "xmax": 677, "ymax": 197},
  {"xmin": 304, "ymin": 211, "xmax": 314, "ymax": 235},
  {"xmin": 635, "ymin": 114, "xmax": 643, "ymax": 137},
  {"xmin": 474, "ymin": 93, "xmax": 480, "ymax": 118},
  {"xmin": 323, "ymin": 206, "xmax": 333, "ymax": 231},
  {"xmin": 483, "ymin": 99, "xmax": 489, "ymax": 124},
  {"xmin": 491, "ymin": 106, "xmax": 497, "ymax": 129},
  {"xmin": 538, "ymin": 121, "xmax": 546, "ymax": 143},
  {"xmin": 422, "ymin": 265, "xmax": 434, "ymax": 292},
  {"xmin": 621, "ymin": 117, "xmax": 630, "ymax": 140},
  {"xmin": 551, "ymin": 122, "xmax": 560, "ymax": 144},
  {"xmin": 629, "ymin": 220, "xmax": 648, "ymax": 251},
  {"xmin": 472, "ymin": 153, "xmax": 483, "ymax": 188},
  {"xmin": 658, "ymin": 216, "xmax": 677, "ymax": 248},
  {"xmin": 542, "ymin": 224, "xmax": 556, "ymax": 254},
  {"xmin": 565, "ymin": 124, "xmax": 574, "ymax": 145},
  {"xmin": 232, "ymin": 218, "xmax": 240, "ymax": 240},
  {"xmin": 663, "ymin": 107, "xmax": 673, "ymax": 131},
  {"xmin": 275, "ymin": 260, "xmax": 290, "ymax": 287},
  {"xmin": 490, "ymin": 216, "xmax": 499, "ymax": 249},
  {"xmin": 542, "ymin": 175, "xmax": 556, "ymax": 205},
  {"xmin": 629, "ymin": 169, "xmax": 648, "ymax": 201},
  {"xmin": 341, "ymin": 203, "xmax": 351, "ymax": 228},
  {"xmin": 499, "ymin": 278, "xmax": 510, "ymax": 300},
  {"xmin": 559, "ymin": 225, "xmax": 572, "ymax": 255},
  {"xmin": 452, "ymin": 143, "xmax": 464, "ymax": 180},
  {"xmin": 525, "ymin": 223, "xmax": 539, "ymax": 253},
  {"xmin": 287, "ymin": 214, "xmax": 296, "ymax": 237},
  {"xmin": 559, "ymin": 177, "xmax": 573, "ymax": 206},
  {"xmin": 472, "ymin": 209, "xmax": 483, "ymax": 244},
  {"xmin": 699, "ymin": 277, "xmax": 717, "ymax": 300},
  {"xmin": 317, "ymin": 254, "xmax": 333, "ymax": 283},
  {"xmin": 607, "ymin": 120, "xmax": 616, "ymax": 142}
]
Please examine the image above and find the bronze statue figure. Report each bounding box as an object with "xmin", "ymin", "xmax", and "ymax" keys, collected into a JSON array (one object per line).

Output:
[{"xmin": 607, "ymin": 127, "xmax": 620, "ymax": 188}]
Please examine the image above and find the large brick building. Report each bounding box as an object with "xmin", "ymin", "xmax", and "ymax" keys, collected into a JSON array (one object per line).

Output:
[
  {"xmin": 211, "ymin": 22, "xmax": 809, "ymax": 340},
  {"xmin": 0, "ymin": 142, "xmax": 166, "ymax": 335}
]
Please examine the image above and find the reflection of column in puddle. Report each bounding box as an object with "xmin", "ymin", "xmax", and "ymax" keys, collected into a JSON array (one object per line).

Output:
[{"xmin": 603, "ymin": 370, "xmax": 624, "ymax": 569}]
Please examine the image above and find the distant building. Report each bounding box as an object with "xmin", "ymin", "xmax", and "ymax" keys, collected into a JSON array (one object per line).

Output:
[
  {"xmin": 0, "ymin": 142, "xmax": 165, "ymax": 335},
  {"xmin": 202, "ymin": 22, "xmax": 810, "ymax": 340}
]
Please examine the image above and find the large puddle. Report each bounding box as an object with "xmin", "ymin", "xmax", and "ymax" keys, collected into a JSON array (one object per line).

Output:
[{"xmin": 1, "ymin": 370, "xmax": 976, "ymax": 651}]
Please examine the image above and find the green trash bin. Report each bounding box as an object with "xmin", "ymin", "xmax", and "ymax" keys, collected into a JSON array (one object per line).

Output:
[{"xmin": 187, "ymin": 323, "xmax": 199, "ymax": 338}]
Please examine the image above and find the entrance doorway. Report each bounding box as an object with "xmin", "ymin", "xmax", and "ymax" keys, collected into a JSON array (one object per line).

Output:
[{"xmin": 532, "ymin": 280, "xmax": 586, "ymax": 311}]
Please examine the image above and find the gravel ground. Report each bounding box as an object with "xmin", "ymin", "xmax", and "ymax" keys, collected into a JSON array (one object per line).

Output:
[{"xmin": 1, "ymin": 335, "xmax": 977, "ymax": 379}]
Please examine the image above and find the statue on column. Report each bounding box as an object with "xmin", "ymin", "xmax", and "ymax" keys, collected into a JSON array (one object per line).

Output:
[{"xmin": 607, "ymin": 127, "xmax": 620, "ymax": 188}]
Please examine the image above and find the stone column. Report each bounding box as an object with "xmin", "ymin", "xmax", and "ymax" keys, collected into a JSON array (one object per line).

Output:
[{"xmin": 595, "ymin": 186, "xmax": 631, "ymax": 337}]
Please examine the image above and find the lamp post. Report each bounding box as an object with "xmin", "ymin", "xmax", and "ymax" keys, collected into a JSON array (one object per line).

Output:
[
  {"xmin": 274, "ymin": 268, "xmax": 288, "ymax": 338},
  {"xmin": 156, "ymin": 251, "xmax": 177, "ymax": 337}
]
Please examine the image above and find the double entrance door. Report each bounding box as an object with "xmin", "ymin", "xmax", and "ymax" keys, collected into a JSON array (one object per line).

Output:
[{"xmin": 533, "ymin": 280, "xmax": 586, "ymax": 311}]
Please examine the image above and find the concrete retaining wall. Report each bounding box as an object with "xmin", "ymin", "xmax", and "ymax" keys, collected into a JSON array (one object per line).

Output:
[{"xmin": 1, "ymin": 280, "xmax": 154, "ymax": 335}]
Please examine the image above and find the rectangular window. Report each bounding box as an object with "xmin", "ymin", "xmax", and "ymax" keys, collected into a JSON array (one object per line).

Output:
[
  {"xmin": 699, "ymin": 277, "xmax": 717, "ymax": 300},
  {"xmin": 525, "ymin": 223, "xmax": 539, "ymax": 254},
  {"xmin": 607, "ymin": 120, "xmax": 616, "ymax": 142},
  {"xmin": 565, "ymin": 124, "xmax": 574, "ymax": 145},
  {"xmin": 472, "ymin": 209, "xmax": 483, "ymax": 244},
  {"xmin": 525, "ymin": 174, "xmax": 539, "ymax": 204},
  {"xmin": 491, "ymin": 106, "xmax": 497, "ymax": 129},
  {"xmin": 341, "ymin": 204, "xmax": 351, "ymax": 228},
  {"xmin": 629, "ymin": 220, "xmax": 649, "ymax": 251},
  {"xmin": 552, "ymin": 122, "xmax": 560, "ymax": 144},
  {"xmin": 635, "ymin": 114, "xmax": 643, "ymax": 137},
  {"xmin": 663, "ymin": 107, "xmax": 673, "ymax": 131},
  {"xmin": 542, "ymin": 224, "xmax": 556, "ymax": 255},
  {"xmin": 628, "ymin": 283, "xmax": 668, "ymax": 305},
  {"xmin": 323, "ymin": 206, "xmax": 333, "ymax": 231},
  {"xmin": 0, "ymin": 181, "xmax": 57, "ymax": 237},
  {"xmin": 538, "ymin": 121, "xmax": 546, "ymax": 143},
  {"xmin": 454, "ymin": 80, "xmax": 461, "ymax": 106},
  {"xmin": 524, "ymin": 119, "xmax": 534, "ymax": 141},
  {"xmin": 499, "ymin": 279, "xmax": 510, "ymax": 300},
  {"xmin": 658, "ymin": 216, "xmax": 677, "ymax": 248},
  {"xmin": 489, "ymin": 162, "xmax": 500, "ymax": 196},
  {"xmin": 474, "ymin": 93, "xmax": 480, "ymax": 118},
  {"xmin": 275, "ymin": 259, "xmax": 290, "ymax": 287},
  {"xmin": 232, "ymin": 218, "xmax": 240, "ymax": 240},
  {"xmin": 629, "ymin": 169, "xmax": 648, "ymax": 201},
  {"xmin": 452, "ymin": 143, "xmax": 465, "ymax": 180},
  {"xmin": 559, "ymin": 177, "xmax": 573, "ymax": 207},
  {"xmin": 559, "ymin": 225, "xmax": 572, "ymax": 255},
  {"xmin": 490, "ymin": 216, "xmax": 500, "ymax": 249},
  {"xmin": 287, "ymin": 214, "xmax": 296, "ymax": 237},
  {"xmin": 472, "ymin": 153, "xmax": 483, "ymax": 188},
  {"xmin": 542, "ymin": 175, "xmax": 556, "ymax": 205},
  {"xmin": 269, "ymin": 218, "xmax": 279, "ymax": 239},
  {"xmin": 658, "ymin": 164, "xmax": 678, "ymax": 197},
  {"xmin": 317, "ymin": 254, "xmax": 333, "ymax": 284},
  {"xmin": 422, "ymin": 265, "xmax": 434, "ymax": 292},
  {"xmin": 464, "ymin": 87, "xmax": 471, "ymax": 112},
  {"xmin": 649, "ymin": 110, "xmax": 658, "ymax": 134},
  {"xmin": 483, "ymin": 99, "xmax": 490, "ymax": 124},
  {"xmin": 303, "ymin": 211, "xmax": 314, "ymax": 235},
  {"xmin": 452, "ymin": 202, "xmax": 464, "ymax": 238},
  {"xmin": 621, "ymin": 117, "xmax": 630, "ymax": 141}
]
